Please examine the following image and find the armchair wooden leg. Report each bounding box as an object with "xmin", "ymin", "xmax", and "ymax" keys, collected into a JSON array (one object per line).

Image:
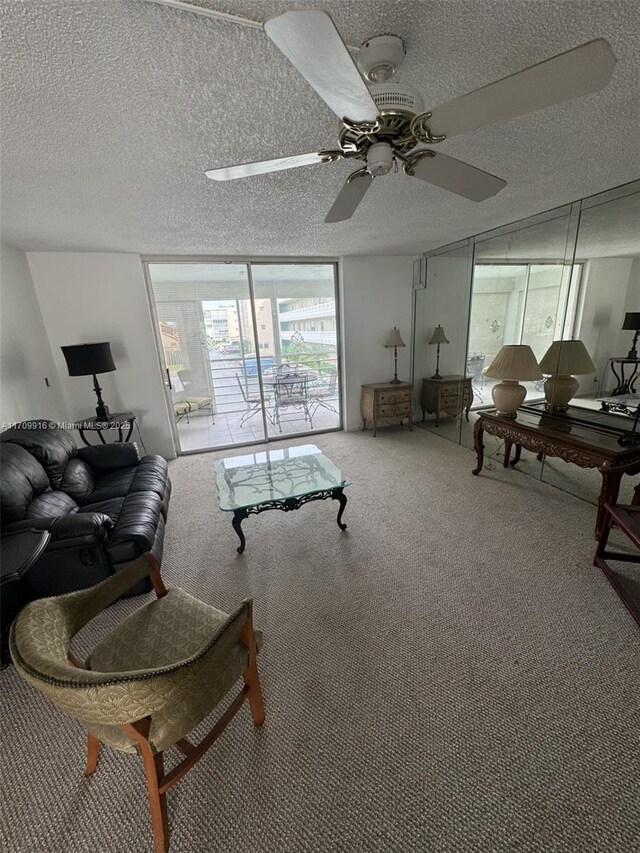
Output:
[
  {"xmin": 141, "ymin": 747, "xmax": 169, "ymax": 853},
  {"xmin": 244, "ymin": 656, "xmax": 265, "ymax": 727},
  {"xmin": 85, "ymin": 733, "xmax": 100, "ymax": 776},
  {"xmin": 124, "ymin": 720, "xmax": 169, "ymax": 853},
  {"xmin": 240, "ymin": 615, "xmax": 265, "ymax": 727}
]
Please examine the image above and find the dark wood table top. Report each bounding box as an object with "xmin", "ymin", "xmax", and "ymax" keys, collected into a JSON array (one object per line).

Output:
[{"xmin": 478, "ymin": 405, "xmax": 640, "ymax": 467}]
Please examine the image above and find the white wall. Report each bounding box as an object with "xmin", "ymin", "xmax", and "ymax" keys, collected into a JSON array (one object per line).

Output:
[
  {"xmin": 0, "ymin": 243, "xmax": 68, "ymax": 426},
  {"xmin": 340, "ymin": 256, "xmax": 415, "ymax": 430},
  {"xmin": 27, "ymin": 253, "xmax": 175, "ymax": 458}
]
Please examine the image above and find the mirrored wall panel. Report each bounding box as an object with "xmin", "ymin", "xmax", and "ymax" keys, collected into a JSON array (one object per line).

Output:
[
  {"xmin": 413, "ymin": 241, "xmax": 474, "ymax": 446},
  {"xmin": 413, "ymin": 180, "xmax": 640, "ymax": 508}
]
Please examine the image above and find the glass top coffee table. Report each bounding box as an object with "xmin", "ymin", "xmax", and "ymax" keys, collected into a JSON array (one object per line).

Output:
[{"xmin": 213, "ymin": 444, "xmax": 351, "ymax": 553}]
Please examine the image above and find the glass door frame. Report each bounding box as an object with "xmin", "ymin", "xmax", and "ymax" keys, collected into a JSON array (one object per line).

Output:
[{"xmin": 143, "ymin": 255, "xmax": 343, "ymax": 456}]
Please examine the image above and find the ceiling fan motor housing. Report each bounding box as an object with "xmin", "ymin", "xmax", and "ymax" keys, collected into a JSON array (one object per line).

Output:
[
  {"xmin": 367, "ymin": 142, "xmax": 394, "ymax": 176},
  {"xmin": 369, "ymin": 83, "xmax": 426, "ymax": 116}
]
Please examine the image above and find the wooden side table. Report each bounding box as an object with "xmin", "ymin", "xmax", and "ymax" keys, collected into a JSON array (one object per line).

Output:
[
  {"xmin": 594, "ymin": 503, "xmax": 640, "ymax": 627},
  {"xmin": 421, "ymin": 376, "xmax": 472, "ymax": 427},
  {"xmin": 607, "ymin": 357, "xmax": 640, "ymax": 396},
  {"xmin": 74, "ymin": 411, "xmax": 136, "ymax": 446},
  {"xmin": 360, "ymin": 382, "xmax": 413, "ymax": 437}
]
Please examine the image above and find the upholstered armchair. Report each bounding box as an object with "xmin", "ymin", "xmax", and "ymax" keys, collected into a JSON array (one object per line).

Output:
[{"xmin": 10, "ymin": 553, "xmax": 264, "ymax": 853}]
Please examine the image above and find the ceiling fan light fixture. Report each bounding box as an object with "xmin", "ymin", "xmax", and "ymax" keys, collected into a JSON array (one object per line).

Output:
[{"xmin": 367, "ymin": 142, "xmax": 394, "ymax": 176}]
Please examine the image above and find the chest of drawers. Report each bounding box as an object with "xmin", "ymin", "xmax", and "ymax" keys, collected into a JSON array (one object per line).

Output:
[
  {"xmin": 421, "ymin": 376, "xmax": 473, "ymax": 427},
  {"xmin": 360, "ymin": 382, "xmax": 414, "ymax": 437}
]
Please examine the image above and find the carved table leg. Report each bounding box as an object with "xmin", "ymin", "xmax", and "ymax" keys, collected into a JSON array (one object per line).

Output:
[
  {"xmin": 472, "ymin": 421, "xmax": 484, "ymax": 475},
  {"xmin": 232, "ymin": 509, "xmax": 248, "ymax": 554},
  {"xmin": 331, "ymin": 488, "xmax": 348, "ymax": 530},
  {"xmin": 596, "ymin": 471, "xmax": 623, "ymax": 540},
  {"xmin": 503, "ymin": 440, "xmax": 513, "ymax": 468},
  {"xmin": 510, "ymin": 444, "xmax": 522, "ymax": 467}
]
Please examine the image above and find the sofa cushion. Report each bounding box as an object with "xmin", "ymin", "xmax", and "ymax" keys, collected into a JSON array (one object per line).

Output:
[
  {"xmin": 0, "ymin": 422, "xmax": 77, "ymax": 488},
  {"xmin": 60, "ymin": 458, "xmax": 97, "ymax": 501},
  {"xmin": 77, "ymin": 455, "xmax": 169, "ymax": 506},
  {"xmin": 79, "ymin": 497, "xmax": 125, "ymax": 524},
  {"xmin": 77, "ymin": 469, "xmax": 136, "ymax": 506},
  {"xmin": 25, "ymin": 491, "xmax": 79, "ymax": 521},
  {"xmin": 0, "ymin": 444, "xmax": 50, "ymax": 523},
  {"xmin": 76, "ymin": 442, "xmax": 140, "ymax": 471}
]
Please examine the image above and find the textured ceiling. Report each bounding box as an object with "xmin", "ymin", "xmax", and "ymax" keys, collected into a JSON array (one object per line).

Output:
[{"xmin": 1, "ymin": 0, "xmax": 639, "ymax": 256}]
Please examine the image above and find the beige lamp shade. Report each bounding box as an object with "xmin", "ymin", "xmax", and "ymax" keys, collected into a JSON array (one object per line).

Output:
[
  {"xmin": 385, "ymin": 327, "xmax": 405, "ymax": 348},
  {"xmin": 539, "ymin": 340, "xmax": 595, "ymax": 375},
  {"xmin": 484, "ymin": 345, "xmax": 542, "ymax": 381},
  {"xmin": 428, "ymin": 325, "xmax": 449, "ymax": 345}
]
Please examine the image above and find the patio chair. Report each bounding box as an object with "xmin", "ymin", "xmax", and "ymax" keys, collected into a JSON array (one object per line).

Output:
[
  {"xmin": 466, "ymin": 353, "xmax": 486, "ymax": 403},
  {"xmin": 176, "ymin": 369, "xmax": 215, "ymax": 423},
  {"xmin": 9, "ymin": 553, "xmax": 264, "ymax": 853},
  {"xmin": 273, "ymin": 372, "xmax": 313, "ymax": 432},
  {"xmin": 235, "ymin": 372, "xmax": 271, "ymax": 426},
  {"xmin": 310, "ymin": 367, "xmax": 338, "ymax": 416}
]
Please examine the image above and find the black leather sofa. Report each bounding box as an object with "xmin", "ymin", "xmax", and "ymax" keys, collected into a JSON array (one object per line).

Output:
[{"xmin": 0, "ymin": 421, "xmax": 171, "ymax": 600}]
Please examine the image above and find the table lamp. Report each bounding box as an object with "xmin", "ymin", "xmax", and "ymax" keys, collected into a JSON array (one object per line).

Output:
[
  {"xmin": 428, "ymin": 325, "xmax": 449, "ymax": 379},
  {"xmin": 539, "ymin": 339, "xmax": 595, "ymax": 412},
  {"xmin": 385, "ymin": 327, "xmax": 405, "ymax": 384},
  {"xmin": 61, "ymin": 342, "xmax": 116, "ymax": 419},
  {"xmin": 484, "ymin": 344, "xmax": 542, "ymax": 417},
  {"xmin": 622, "ymin": 312, "xmax": 640, "ymax": 359}
]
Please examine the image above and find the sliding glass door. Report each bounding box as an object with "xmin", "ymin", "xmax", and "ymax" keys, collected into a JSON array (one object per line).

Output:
[{"xmin": 146, "ymin": 261, "xmax": 341, "ymax": 453}]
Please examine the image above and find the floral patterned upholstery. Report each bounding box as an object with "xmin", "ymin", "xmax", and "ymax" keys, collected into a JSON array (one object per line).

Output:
[{"xmin": 9, "ymin": 555, "xmax": 262, "ymax": 754}]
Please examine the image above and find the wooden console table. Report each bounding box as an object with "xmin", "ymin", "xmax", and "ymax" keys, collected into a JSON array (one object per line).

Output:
[{"xmin": 472, "ymin": 406, "xmax": 640, "ymax": 539}]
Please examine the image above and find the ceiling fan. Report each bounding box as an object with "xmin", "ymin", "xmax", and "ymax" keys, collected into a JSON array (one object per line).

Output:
[{"xmin": 204, "ymin": 8, "xmax": 616, "ymax": 223}]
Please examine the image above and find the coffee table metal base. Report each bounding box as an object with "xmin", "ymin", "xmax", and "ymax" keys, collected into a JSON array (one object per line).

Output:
[{"xmin": 231, "ymin": 487, "xmax": 347, "ymax": 554}]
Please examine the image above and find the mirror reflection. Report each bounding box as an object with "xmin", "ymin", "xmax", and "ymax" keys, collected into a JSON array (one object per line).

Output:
[{"xmin": 413, "ymin": 182, "xmax": 640, "ymax": 507}]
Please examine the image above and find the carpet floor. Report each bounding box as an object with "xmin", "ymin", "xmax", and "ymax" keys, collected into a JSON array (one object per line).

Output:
[{"xmin": 1, "ymin": 428, "xmax": 639, "ymax": 853}]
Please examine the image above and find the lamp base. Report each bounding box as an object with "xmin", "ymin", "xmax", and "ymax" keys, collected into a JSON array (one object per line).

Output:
[
  {"xmin": 431, "ymin": 371, "xmax": 442, "ymax": 380},
  {"xmin": 543, "ymin": 374, "xmax": 578, "ymax": 412},
  {"xmin": 95, "ymin": 403, "xmax": 110, "ymax": 420},
  {"xmin": 388, "ymin": 377, "xmax": 402, "ymax": 384},
  {"xmin": 491, "ymin": 379, "xmax": 526, "ymax": 418}
]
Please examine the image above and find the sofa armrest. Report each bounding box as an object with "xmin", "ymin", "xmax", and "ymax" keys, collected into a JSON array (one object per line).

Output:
[
  {"xmin": 77, "ymin": 442, "xmax": 140, "ymax": 471},
  {"xmin": 4, "ymin": 513, "xmax": 113, "ymax": 543}
]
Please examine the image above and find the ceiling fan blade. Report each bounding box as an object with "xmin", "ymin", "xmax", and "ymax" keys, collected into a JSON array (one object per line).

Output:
[
  {"xmin": 325, "ymin": 171, "xmax": 374, "ymax": 222},
  {"xmin": 206, "ymin": 151, "xmax": 335, "ymax": 181},
  {"xmin": 428, "ymin": 39, "xmax": 616, "ymax": 138},
  {"xmin": 264, "ymin": 10, "xmax": 379, "ymax": 123},
  {"xmin": 410, "ymin": 152, "xmax": 506, "ymax": 201}
]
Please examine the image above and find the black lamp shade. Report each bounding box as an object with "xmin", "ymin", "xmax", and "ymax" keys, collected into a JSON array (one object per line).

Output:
[
  {"xmin": 622, "ymin": 312, "xmax": 640, "ymax": 331},
  {"xmin": 61, "ymin": 342, "xmax": 116, "ymax": 376}
]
